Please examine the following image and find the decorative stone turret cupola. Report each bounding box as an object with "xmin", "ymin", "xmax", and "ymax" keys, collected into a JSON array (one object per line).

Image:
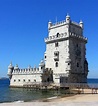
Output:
[
  {"xmin": 8, "ymin": 62, "xmax": 14, "ymax": 79},
  {"xmin": 66, "ymin": 14, "xmax": 71, "ymax": 24},
  {"xmin": 39, "ymin": 59, "xmax": 45, "ymax": 72},
  {"xmin": 14, "ymin": 64, "xmax": 19, "ymax": 71}
]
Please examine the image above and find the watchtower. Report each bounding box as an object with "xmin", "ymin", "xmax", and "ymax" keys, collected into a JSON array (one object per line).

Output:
[{"xmin": 44, "ymin": 14, "xmax": 88, "ymax": 83}]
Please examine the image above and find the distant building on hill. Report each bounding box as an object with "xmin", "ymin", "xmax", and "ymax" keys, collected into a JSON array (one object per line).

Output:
[{"xmin": 7, "ymin": 14, "xmax": 88, "ymax": 87}]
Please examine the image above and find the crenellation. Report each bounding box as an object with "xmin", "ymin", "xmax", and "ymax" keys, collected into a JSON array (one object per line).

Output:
[
  {"xmin": 45, "ymin": 32, "xmax": 67, "ymax": 43},
  {"xmin": 37, "ymin": 68, "xmax": 39, "ymax": 71},
  {"xmin": 51, "ymin": 20, "xmax": 66, "ymax": 27},
  {"xmin": 70, "ymin": 32, "xmax": 87, "ymax": 42},
  {"xmin": 49, "ymin": 18, "xmax": 81, "ymax": 30},
  {"xmin": 11, "ymin": 67, "xmax": 41, "ymax": 75},
  {"xmin": 71, "ymin": 21, "xmax": 81, "ymax": 27}
]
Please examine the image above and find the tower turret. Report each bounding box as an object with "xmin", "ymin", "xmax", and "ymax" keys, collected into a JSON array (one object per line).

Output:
[
  {"xmin": 48, "ymin": 21, "xmax": 52, "ymax": 30},
  {"xmin": 66, "ymin": 14, "xmax": 70, "ymax": 23},
  {"xmin": 79, "ymin": 20, "xmax": 83, "ymax": 29},
  {"xmin": 39, "ymin": 59, "xmax": 45, "ymax": 72},
  {"xmin": 7, "ymin": 62, "xmax": 14, "ymax": 79},
  {"xmin": 14, "ymin": 64, "xmax": 19, "ymax": 70}
]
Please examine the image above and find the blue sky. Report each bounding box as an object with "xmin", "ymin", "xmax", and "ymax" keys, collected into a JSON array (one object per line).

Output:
[{"xmin": 0, "ymin": 0, "xmax": 98, "ymax": 78}]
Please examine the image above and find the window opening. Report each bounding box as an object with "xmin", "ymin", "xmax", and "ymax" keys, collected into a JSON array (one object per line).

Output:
[
  {"xmin": 55, "ymin": 42, "xmax": 58, "ymax": 47},
  {"xmin": 57, "ymin": 33, "xmax": 59, "ymax": 37},
  {"xmin": 55, "ymin": 62, "xmax": 58, "ymax": 67},
  {"xmin": 77, "ymin": 63, "xmax": 79, "ymax": 67},
  {"xmin": 14, "ymin": 79, "xmax": 16, "ymax": 82}
]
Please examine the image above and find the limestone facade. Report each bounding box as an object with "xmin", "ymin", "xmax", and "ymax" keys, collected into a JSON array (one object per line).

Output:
[
  {"xmin": 44, "ymin": 14, "xmax": 88, "ymax": 83},
  {"xmin": 7, "ymin": 14, "xmax": 88, "ymax": 87},
  {"xmin": 7, "ymin": 60, "xmax": 45, "ymax": 87}
]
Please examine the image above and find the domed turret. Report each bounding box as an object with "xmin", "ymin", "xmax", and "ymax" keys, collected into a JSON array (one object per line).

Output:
[
  {"xmin": 66, "ymin": 14, "xmax": 70, "ymax": 23},
  {"xmin": 39, "ymin": 59, "xmax": 45, "ymax": 66},
  {"xmin": 7, "ymin": 62, "xmax": 14, "ymax": 79},
  {"xmin": 79, "ymin": 20, "xmax": 83, "ymax": 29},
  {"xmin": 39, "ymin": 59, "xmax": 45, "ymax": 72},
  {"xmin": 14, "ymin": 64, "xmax": 19, "ymax": 70},
  {"xmin": 48, "ymin": 21, "xmax": 52, "ymax": 29}
]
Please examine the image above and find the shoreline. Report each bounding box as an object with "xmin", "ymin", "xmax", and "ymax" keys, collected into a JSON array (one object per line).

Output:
[
  {"xmin": 0, "ymin": 88, "xmax": 98, "ymax": 103},
  {"xmin": 0, "ymin": 94, "xmax": 98, "ymax": 106}
]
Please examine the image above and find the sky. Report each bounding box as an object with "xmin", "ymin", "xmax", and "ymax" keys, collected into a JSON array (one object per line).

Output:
[{"xmin": 0, "ymin": 0, "xmax": 98, "ymax": 78}]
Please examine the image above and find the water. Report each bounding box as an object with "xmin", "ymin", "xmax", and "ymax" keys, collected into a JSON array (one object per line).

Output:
[
  {"xmin": 0, "ymin": 78, "xmax": 67, "ymax": 103},
  {"xmin": 87, "ymin": 78, "xmax": 98, "ymax": 83},
  {"xmin": 0, "ymin": 78, "xmax": 98, "ymax": 103}
]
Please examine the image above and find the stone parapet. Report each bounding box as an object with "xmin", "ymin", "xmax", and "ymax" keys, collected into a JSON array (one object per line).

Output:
[
  {"xmin": 48, "ymin": 20, "xmax": 81, "ymax": 30},
  {"xmin": 45, "ymin": 32, "xmax": 67, "ymax": 43},
  {"xmin": 12, "ymin": 68, "xmax": 42, "ymax": 75},
  {"xmin": 71, "ymin": 21, "xmax": 81, "ymax": 27},
  {"xmin": 45, "ymin": 32, "xmax": 87, "ymax": 43},
  {"xmin": 49, "ymin": 20, "xmax": 66, "ymax": 29},
  {"xmin": 70, "ymin": 32, "xmax": 87, "ymax": 42}
]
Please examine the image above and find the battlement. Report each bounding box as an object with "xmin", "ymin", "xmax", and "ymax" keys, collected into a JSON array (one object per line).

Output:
[
  {"xmin": 48, "ymin": 19, "xmax": 82, "ymax": 30},
  {"xmin": 45, "ymin": 32, "xmax": 68, "ymax": 43},
  {"xmin": 45, "ymin": 31, "xmax": 87, "ymax": 43},
  {"xmin": 71, "ymin": 21, "xmax": 81, "ymax": 27},
  {"xmin": 12, "ymin": 67, "xmax": 42, "ymax": 75},
  {"xmin": 70, "ymin": 32, "xmax": 87, "ymax": 42},
  {"xmin": 49, "ymin": 20, "xmax": 66, "ymax": 29},
  {"xmin": 51, "ymin": 21, "xmax": 80, "ymax": 27}
]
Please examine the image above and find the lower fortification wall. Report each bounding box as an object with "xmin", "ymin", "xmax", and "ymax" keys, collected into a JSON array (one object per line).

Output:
[{"xmin": 10, "ymin": 74, "xmax": 42, "ymax": 86}]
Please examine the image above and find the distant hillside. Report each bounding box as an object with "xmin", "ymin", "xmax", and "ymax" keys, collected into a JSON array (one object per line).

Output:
[{"xmin": 0, "ymin": 77, "xmax": 9, "ymax": 80}]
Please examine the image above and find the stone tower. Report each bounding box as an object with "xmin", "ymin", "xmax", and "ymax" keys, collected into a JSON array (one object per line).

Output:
[{"xmin": 44, "ymin": 14, "xmax": 88, "ymax": 83}]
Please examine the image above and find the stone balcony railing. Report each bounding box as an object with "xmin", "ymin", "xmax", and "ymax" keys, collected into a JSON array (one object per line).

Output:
[
  {"xmin": 12, "ymin": 68, "xmax": 42, "ymax": 75},
  {"xmin": 71, "ymin": 21, "xmax": 80, "ymax": 26},
  {"xmin": 51, "ymin": 20, "xmax": 66, "ymax": 27},
  {"xmin": 70, "ymin": 32, "xmax": 87, "ymax": 42},
  {"xmin": 49, "ymin": 20, "xmax": 80, "ymax": 28},
  {"xmin": 45, "ymin": 32, "xmax": 87, "ymax": 43},
  {"xmin": 54, "ymin": 56, "xmax": 59, "ymax": 61},
  {"xmin": 45, "ymin": 32, "xmax": 68, "ymax": 43}
]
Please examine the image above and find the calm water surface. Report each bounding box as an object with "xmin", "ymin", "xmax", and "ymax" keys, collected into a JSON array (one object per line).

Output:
[
  {"xmin": 0, "ymin": 78, "xmax": 98, "ymax": 103},
  {"xmin": 0, "ymin": 79, "xmax": 67, "ymax": 103}
]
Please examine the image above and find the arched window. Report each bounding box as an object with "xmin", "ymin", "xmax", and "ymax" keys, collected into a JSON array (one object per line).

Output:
[
  {"xmin": 77, "ymin": 63, "xmax": 79, "ymax": 67},
  {"xmin": 28, "ymin": 79, "xmax": 30, "ymax": 82},
  {"xmin": 76, "ymin": 44, "xmax": 78, "ymax": 47},
  {"xmin": 23, "ymin": 79, "xmax": 25, "ymax": 82},
  {"xmin": 18, "ymin": 79, "xmax": 20, "ymax": 82},
  {"xmin": 14, "ymin": 79, "xmax": 16, "ymax": 82},
  {"xmin": 34, "ymin": 79, "xmax": 36, "ymax": 82},
  {"xmin": 56, "ymin": 33, "xmax": 59, "ymax": 37},
  {"xmin": 55, "ymin": 62, "xmax": 58, "ymax": 67},
  {"xmin": 45, "ymin": 56, "xmax": 46, "ymax": 58},
  {"xmin": 55, "ymin": 42, "xmax": 58, "ymax": 47},
  {"xmin": 54, "ymin": 51, "xmax": 59, "ymax": 56}
]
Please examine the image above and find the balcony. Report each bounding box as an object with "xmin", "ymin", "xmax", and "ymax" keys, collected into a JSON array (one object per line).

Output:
[
  {"xmin": 54, "ymin": 56, "xmax": 59, "ymax": 61},
  {"xmin": 54, "ymin": 51, "xmax": 59, "ymax": 61}
]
